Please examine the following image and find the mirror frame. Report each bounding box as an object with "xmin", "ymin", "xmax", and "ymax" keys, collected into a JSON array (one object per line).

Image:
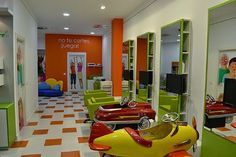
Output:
[
  {"xmin": 158, "ymin": 19, "xmax": 191, "ymax": 121},
  {"xmin": 202, "ymin": 0, "xmax": 236, "ymax": 145},
  {"xmin": 136, "ymin": 32, "xmax": 155, "ymax": 104}
]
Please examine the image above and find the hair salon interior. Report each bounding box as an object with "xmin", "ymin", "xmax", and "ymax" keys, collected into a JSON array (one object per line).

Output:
[{"xmin": 0, "ymin": 0, "xmax": 235, "ymax": 157}]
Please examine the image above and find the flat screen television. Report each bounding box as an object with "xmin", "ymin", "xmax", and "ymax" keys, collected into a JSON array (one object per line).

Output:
[
  {"xmin": 223, "ymin": 78, "xmax": 236, "ymax": 108},
  {"xmin": 166, "ymin": 73, "xmax": 186, "ymax": 95},
  {"xmin": 129, "ymin": 70, "xmax": 133, "ymax": 80},
  {"xmin": 123, "ymin": 70, "xmax": 133, "ymax": 81},
  {"xmin": 123, "ymin": 70, "xmax": 130, "ymax": 81},
  {"xmin": 139, "ymin": 71, "xmax": 153, "ymax": 85}
]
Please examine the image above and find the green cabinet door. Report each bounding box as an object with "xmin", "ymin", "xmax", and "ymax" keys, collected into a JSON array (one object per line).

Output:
[{"xmin": 0, "ymin": 103, "xmax": 16, "ymax": 149}]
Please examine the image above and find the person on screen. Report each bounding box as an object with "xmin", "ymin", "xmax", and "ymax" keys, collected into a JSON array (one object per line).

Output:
[
  {"xmin": 222, "ymin": 57, "xmax": 236, "ymax": 82},
  {"xmin": 218, "ymin": 57, "xmax": 236, "ymax": 101}
]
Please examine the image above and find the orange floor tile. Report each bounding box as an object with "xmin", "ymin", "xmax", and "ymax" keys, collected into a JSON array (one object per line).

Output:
[
  {"xmin": 41, "ymin": 115, "xmax": 53, "ymax": 119},
  {"xmin": 65, "ymin": 99, "xmax": 73, "ymax": 101},
  {"xmin": 62, "ymin": 128, "xmax": 77, "ymax": 133},
  {"xmin": 39, "ymin": 103, "xmax": 48, "ymax": 105},
  {"xmin": 61, "ymin": 151, "xmax": 80, "ymax": 157},
  {"xmin": 216, "ymin": 127, "xmax": 231, "ymax": 131},
  {"xmin": 44, "ymin": 138, "xmax": 62, "ymax": 146},
  {"xmin": 46, "ymin": 106, "xmax": 56, "ymax": 109},
  {"xmin": 11, "ymin": 141, "xmax": 28, "ymax": 148},
  {"xmin": 56, "ymin": 102, "xmax": 65, "ymax": 104},
  {"xmin": 21, "ymin": 154, "xmax": 41, "ymax": 157},
  {"xmin": 74, "ymin": 109, "xmax": 83, "ymax": 112},
  {"xmin": 78, "ymin": 137, "xmax": 89, "ymax": 143},
  {"xmin": 50, "ymin": 121, "xmax": 63, "ymax": 125},
  {"xmin": 54, "ymin": 110, "xmax": 64, "ymax": 113},
  {"xmin": 34, "ymin": 110, "xmax": 44, "ymax": 113},
  {"xmin": 75, "ymin": 119, "xmax": 85, "ymax": 124},
  {"xmin": 49, "ymin": 100, "xmax": 57, "ymax": 102},
  {"xmin": 27, "ymin": 122, "xmax": 38, "ymax": 126},
  {"xmin": 33, "ymin": 129, "xmax": 49, "ymax": 135},
  {"xmin": 73, "ymin": 102, "xmax": 81, "ymax": 104},
  {"xmin": 64, "ymin": 105, "xmax": 73, "ymax": 108},
  {"xmin": 64, "ymin": 114, "xmax": 75, "ymax": 118}
]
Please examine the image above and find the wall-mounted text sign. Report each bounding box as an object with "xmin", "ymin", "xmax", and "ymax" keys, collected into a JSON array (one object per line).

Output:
[{"xmin": 58, "ymin": 38, "xmax": 90, "ymax": 49}]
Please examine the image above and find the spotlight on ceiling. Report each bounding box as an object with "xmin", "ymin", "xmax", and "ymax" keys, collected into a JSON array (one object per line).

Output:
[
  {"xmin": 100, "ymin": 5, "xmax": 106, "ymax": 10},
  {"xmin": 90, "ymin": 32, "xmax": 95, "ymax": 35},
  {"xmin": 63, "ymin": 12, "xmax": 70, "ymax": 17},
  {"xmin": 177, "ymin": 39, "xmax": 180, "ymax": 42},
  {"xmin": 64, "ymin": 27, "xmax": 69, "ymax": 30}
]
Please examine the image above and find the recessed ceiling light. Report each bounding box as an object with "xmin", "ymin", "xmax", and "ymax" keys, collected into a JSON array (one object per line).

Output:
[
  {"xmin": 63, "ymin": 12, "xmax": 70, "ymax": 17},
  {"xmin": 177, "ymin": 39, "xmax": 180, "ymax": 42},
  {"xmin": 90, "ymin": 32, "xmax": 95, "ymax": 35},
  {"xmin": 100, "ymin": 5, "xmax": 106, "ymax": 10},
  {"xmin": 178, "ymin": 34, "xmax": 180, "ymax": 37},
  {"xmin": 64, "ymin": 27, "xmax": 69, "ymax": 30}
]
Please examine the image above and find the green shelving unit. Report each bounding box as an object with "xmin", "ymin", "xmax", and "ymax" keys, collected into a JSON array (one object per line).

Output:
[
  {"xmin": 179, "ymin": 19, "xmax": 191, "ymax": 121},
  {"xmin": 147, "ymin": 32, "xmax": 155, "ymax": 103},
  {"xmin": 128, "ymin": 40, "xmax": 135, "ymax": 99},
  {"xmin": 0, "ymin": 103, "xmax": 16, "ymax": 149}
]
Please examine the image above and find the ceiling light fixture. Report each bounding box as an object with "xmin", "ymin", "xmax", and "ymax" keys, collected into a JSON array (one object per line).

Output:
[
  {"xmin": 177, "ymin": 39, "xmax": 180, "ymax": 42},
  {"xmin": 63, "ymin": 12, "xmax": 70, "ymax": 17},
  {"xmin": 90, "ymin": 32, "xmax": 95, "ymax": 35},
  {"xmin": 64, "ymin": 27, "xmax": 69, "ymax": 30},
  {"xmin": 100, "ymin": 5, "xmax": 106, "ymax": 10},
  {"xmin": 178, "ymin": 34, "xmax": 180, "ymax": 37}
]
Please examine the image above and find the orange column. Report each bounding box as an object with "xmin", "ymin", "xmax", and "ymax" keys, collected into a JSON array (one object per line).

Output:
[{"xmin": 111, "ymin": 18, "xmax": 123, "ymax": 96}]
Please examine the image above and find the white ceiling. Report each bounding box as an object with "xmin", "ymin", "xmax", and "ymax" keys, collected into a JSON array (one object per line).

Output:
[{"xmin": 22, "ymin": 0, "xmax": 154, "ymax": 36}]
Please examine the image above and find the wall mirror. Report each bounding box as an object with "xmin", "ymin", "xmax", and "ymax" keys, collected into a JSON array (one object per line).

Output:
[
  {"xmin": 204, "ymin": 1, "xmax": 236, "ymax": 144},
  {"xmin": 158, "ymin": 19, "xmax": 191, "ymax": 121},
  {"xmin": 136, "ymin": 32, "xmax": 154, "ymax": 103}
]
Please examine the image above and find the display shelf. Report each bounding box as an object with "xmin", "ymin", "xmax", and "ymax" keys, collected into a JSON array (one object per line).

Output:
[
  {"xmin": 126, "ymin": 40, "xmax": 135, "ymax": 99},
  {"xmin": 182, "ymin": 52, "xmax": 190, "ymax": 55},
  {"xmin": 146, "ymin": 32, "xmax": 155, "ymax": 103},
  {"xmin": 179, "ymin": 19, "xmax": 191, "ymax": 121}
]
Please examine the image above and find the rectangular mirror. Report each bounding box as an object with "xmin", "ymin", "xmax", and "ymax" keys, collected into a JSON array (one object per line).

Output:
[
  {"xmin": 136, "ymin": 33, "xmax": 154, "ymax": 103},
  {"xmin": 204, "ymin": 1, "xmax": 236, "ymax": 143},
  {"xmin": 158, "ymin": 19, "xmax": 191, "ymax": 121},
  {"xmin": 159, "ymin": 21, "xmax": 181, "ymax": 120}
]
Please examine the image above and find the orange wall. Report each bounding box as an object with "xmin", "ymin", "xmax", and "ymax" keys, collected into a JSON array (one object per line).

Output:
[
  {"xmin": 45, "ymin": 34, "xmax": 102, "ymax": 91},
  {"xmin": 136, "ymin": 38, "xmax": 147, "ymax": 81},
  {"xmin": 111, "ymin": 19, "xmax": 123, "ymax": 96}
]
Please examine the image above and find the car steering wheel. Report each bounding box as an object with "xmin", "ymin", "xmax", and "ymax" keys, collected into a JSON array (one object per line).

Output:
[
  {"xmin": 128, "ymin": 100, "xmax": 137, "ymax": 108},
  {"xmin": 161, "ymin": 112, "xmax": 179, "ymax": 123},
  {"xmin": 120, "ymin": 97, "xmax": 129, "ymax": 106}
]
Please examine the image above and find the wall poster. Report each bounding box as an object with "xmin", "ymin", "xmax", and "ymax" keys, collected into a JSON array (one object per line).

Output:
[
  {"xmin": 67, "ymin": 52, "xmax": 86, "ymax": 92},
  {"xmin": 16, "ymin": 34, "xmax": 26, "ymax": 130}
]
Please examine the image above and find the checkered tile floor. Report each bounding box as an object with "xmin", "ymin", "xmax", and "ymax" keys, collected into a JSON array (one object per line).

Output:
[{"xmin": 0, "ymin": 93, "xmax": 101, "ymax": 157}]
